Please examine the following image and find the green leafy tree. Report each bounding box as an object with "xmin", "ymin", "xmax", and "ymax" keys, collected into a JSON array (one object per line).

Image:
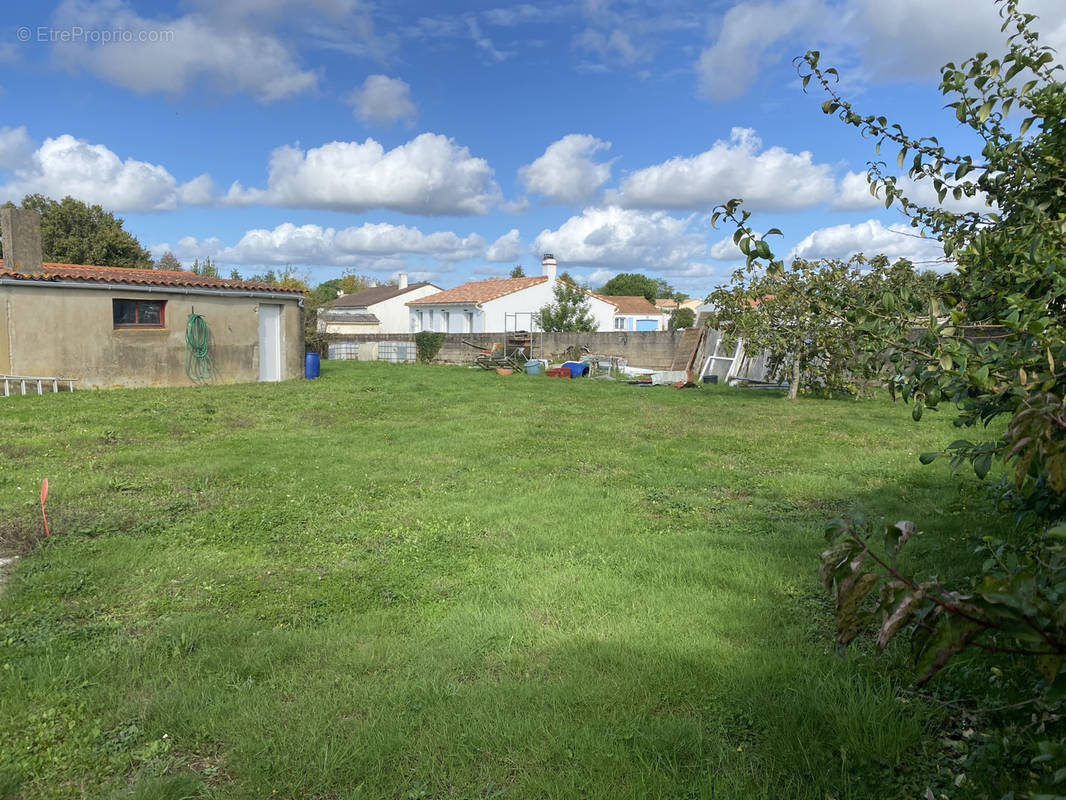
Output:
[
  {"xmin": 157, "ymin": 251, "xmax": 182, "ymax": 271},
  {"xmin": 667, "ymin": 306, "xmax": 695, "ymax": 331},
  {"xmin": 708, "ymin": 255, "xmax": 933, "ymax": 400},
  {"xmin": 715, "ymin": 3, "xmax": 1066, "ymax": 791},
  {"xmin": 190, "ymin": 257, "xmax": 219, "ymax": 277},
  {"xmin": 510, "ymin": 265, "xmax": 526, "ymax": 278},
  {"xmin": 597, "ymin": 272, "xmax": 658, "ymax": 303},
  {"xmin": 537, "ymin": 282, "xmax": 597, "ymax": 332},
  {"xmin": 0, "ymin": 194, "xmax": 153, "ymax": 269}
]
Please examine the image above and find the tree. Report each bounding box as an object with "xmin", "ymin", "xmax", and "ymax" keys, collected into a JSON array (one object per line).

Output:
[
  {"xmin": 537, "ymin": 282, "xmax": 596, "ymax": 332},
  {"xmin": 190, "ymin": 257, "xmax": 219, "ymax": 277},
  {"xmin": 597, "ymin": 273, "xmax": 658, "ymax": 302},
  {"xmin": 0, "ymin": 194, "xmax": 154, "ymax": 269},
  {"xmin": 667, "ymin": 306, "xmax": 695, "ymax": 331},
  {"xmin": 157, "ymin": 251, "xmax": 182, "ymax": 271},
  {"xmin": 510, "ymin": 265, "xmax": 526, "ymax": 278},
  {"xmin": 707, "ymin": 255, "xmax": 933, "ymax": 399},
  {"xmin": 715, "ymin": 4, "xmax": 1066, "ymax": 790}
]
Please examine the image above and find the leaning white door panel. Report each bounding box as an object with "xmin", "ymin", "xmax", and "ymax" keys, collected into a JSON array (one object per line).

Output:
[{"xmin": 258, "ymin": 304, "xmax": 282, "ymax": 381}]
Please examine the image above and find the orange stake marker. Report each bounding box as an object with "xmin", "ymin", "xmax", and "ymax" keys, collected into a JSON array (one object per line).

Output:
[{"xmin": 40, "ymin": 478, "xmax": 50, "ymax": 537}]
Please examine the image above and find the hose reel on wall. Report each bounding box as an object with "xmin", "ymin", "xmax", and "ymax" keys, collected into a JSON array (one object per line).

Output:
[{"xmin": 185, "ymin": 312, "xmax": 215, "ymax": 384}]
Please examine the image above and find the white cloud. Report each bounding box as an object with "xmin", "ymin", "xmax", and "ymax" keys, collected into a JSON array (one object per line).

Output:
[
  {"xmin": 834, "ymin": 170, "xmax": 992, "ymax": 214},
  {"xmin": 787, "ymin": 219, "xmax": 946, "ymax": 264},
  {"xmin": 486, "ymin": 229, "xmax": 524, "ymax": 262},
  {"xmin": 0, "ymin": 134, "xmax": 212, "ymax": 212},
  {"xmin": 467, "ymin": 16, "xmax": 512, "ymax": 61},
  {"xmin": 348, "ymin": 75, "xmax": 417, "ymax": 125},
  {"xmin": 519, "ymin": 134, "xmax": 613, "ymax": 204},
  {"xmin": 50, "ymin": 0, "xmax": 318, "ymax": 102},
  {"xmin": 172, "ymin": 221, "xmax": 488, "ymax": 267},
  {"xmin": 697, "ymin": 0, "xmax": 1066, "ymax": 101},
  {"xmin": 698, "ymin": 0, "xmax": 824, "ymax": 101},
  {"xmin": 709, "ymin": 234, "xmax": 749, "ymax": 261},
  {"xmin": 0, "ymin": 126, "xmax": 34, "ymax": 169},
  {"xmin": 614, "ymin": 127, "xmax": 835, "ymax": 211},
  {"xmin": 575, "ymin": 27, "xmax": 647, "ymax": 65},
  {"xmin": 224, "ymin": 133, "xmax": 500, "ymax": 216},
  {"xmin": 534, "ymin": 206, "xmax": 707, "ymax": 272}
]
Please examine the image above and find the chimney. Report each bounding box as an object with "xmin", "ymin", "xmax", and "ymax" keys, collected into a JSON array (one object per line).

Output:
[
  {"xmin": 398, "ymin": 272, "xmax": 408, "ymax": 290},
  {"xmin": 1, "ymin": 208, "xmax": 44, "ymax": 275},
  {"xmin": 541, "ymin": 253, "xmax": 557, "ymax": 282}
]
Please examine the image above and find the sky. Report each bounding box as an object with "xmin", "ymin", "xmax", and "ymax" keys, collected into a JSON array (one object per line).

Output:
[{"xmin": 0, "ymin": 0, "xmax": 1064, "ymax": 297}]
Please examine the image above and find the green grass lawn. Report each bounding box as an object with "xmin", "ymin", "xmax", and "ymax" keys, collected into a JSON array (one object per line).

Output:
[{"xmin": 0, "ymin": 362, "xmax": 994, "ymax": 799}]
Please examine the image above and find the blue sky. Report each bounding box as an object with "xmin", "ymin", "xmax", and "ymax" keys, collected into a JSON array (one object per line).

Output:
[{"xmin": 1, "ymin": 0, "xmax": 1064, "ymax": 296}]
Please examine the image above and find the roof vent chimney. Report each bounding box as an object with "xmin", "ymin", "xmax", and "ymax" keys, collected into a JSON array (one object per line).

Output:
[
  {"xmin": 541, "ymin": 253, "xmax": 557, "ymax": 282},
  {"xmin": 398, "ymin": 272, "xmax": 408, "ymax": 290},
  {"xmin": 0, "ymin": 208, "xmax": 43, "ymax": 275}
]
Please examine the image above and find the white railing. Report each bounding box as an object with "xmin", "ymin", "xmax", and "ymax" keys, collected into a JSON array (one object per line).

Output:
[{"xmin": 1, "ymin": 374, "xmax": 78, "ymax": 397}]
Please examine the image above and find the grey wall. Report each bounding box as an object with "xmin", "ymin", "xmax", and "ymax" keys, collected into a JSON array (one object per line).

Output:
[{"xmin": 325, "ymin": 330, "xmax": 691, "ymax": 370}]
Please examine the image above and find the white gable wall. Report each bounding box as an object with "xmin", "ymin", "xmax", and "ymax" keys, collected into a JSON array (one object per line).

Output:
[
  {"xmin": 367, "ymin": 285, "xmax": 439, "ymax": 333},
  {"xmin": 409, "ymin": 280, "xmax": 617, "ymax": 332}
]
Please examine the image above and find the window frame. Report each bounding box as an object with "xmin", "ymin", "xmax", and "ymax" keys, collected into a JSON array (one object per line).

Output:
[{"xmin": 113, "ymin": 298, "xmax": 166, "ymax": 329}]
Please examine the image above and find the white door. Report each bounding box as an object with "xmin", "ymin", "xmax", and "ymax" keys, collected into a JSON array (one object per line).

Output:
[{"xmin": 258, "ymin": 303, "xmax": 282, "ymax": 381}]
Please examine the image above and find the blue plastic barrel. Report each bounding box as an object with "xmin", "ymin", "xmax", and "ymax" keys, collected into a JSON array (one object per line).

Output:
[
  {"xmin": 305, "ymin": 352, "xmax": 321, "ymax": 379},
  {"xmin": 525, "ymin": 359, "xmax": 542, "ymax": 376},
  {"xmin": 561, "ymin": 360, "xmax": 588, "ymax": 378}
]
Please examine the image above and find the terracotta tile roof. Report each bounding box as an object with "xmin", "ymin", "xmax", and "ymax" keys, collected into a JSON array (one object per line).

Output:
[
  {"xmin": 655, "ymin": 298, "xmax": 679, "ymax": 310},
  {"xmin": 0, "ymin": 261, "xmax": 306, "ymax": 294},
  {"xmin": 599, "ymin": 295, "xmax": 665, "ymax": 315},
  {"xmin": 407, "ymin": 276, "xmax": 548, "ymax": 305},
  {"xmin": 329, "ymin": 282, "xmax": 437, "ymax": 309}
]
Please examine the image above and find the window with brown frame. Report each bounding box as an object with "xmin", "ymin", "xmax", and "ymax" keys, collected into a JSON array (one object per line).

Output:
[{"xmin": 113, "ymin": 299, "xmax": 166, "ymax": 329}]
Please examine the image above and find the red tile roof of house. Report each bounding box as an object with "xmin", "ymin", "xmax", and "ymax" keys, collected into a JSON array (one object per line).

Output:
[
  {"xmin": 0, "ymin": 261, "xmax": 306, "ymax": 294},
  {"xmin": 599, "ymin": 295, "xmax": 664, "ymax": 315},
  {"xmin": 407, "ymin": 276, "xmax": 548, "ymax": 305}
]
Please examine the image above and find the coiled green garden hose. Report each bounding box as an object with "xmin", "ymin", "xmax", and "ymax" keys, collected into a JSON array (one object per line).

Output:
[{"xmin": 185, "ymin": 313, "xmax": 215, "ymax": 384}]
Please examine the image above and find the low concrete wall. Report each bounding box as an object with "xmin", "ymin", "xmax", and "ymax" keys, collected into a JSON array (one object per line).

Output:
[{"xmin": 325, "ymin": 330, "xmax": 689, "ymax": 370}]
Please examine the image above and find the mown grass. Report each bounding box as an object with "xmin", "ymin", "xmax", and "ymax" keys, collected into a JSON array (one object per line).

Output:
[{"xmin": 0, "ymin": 362, "xmax": 996, "ymax": 799}]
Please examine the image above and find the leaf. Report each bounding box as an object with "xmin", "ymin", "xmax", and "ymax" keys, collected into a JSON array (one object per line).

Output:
[
  {"xmin": 878, "ymin": 590, "xmax": 923, "ymax": 652},
  {"xmin": 836, "ymin": 572, "xmax": 880, "ymax": 647},
  {"xmin": 974, "ymin": 452, "xmax": 992, "ymax": 479},
  {"xmin": 1048, "ymin": 453, "xmax": 1066, "ymax": 493},
  {"xmin": 916, "ymin": 616, "xmax": 982, "ymax": 684},
  {"xmin": 1036, "ymin": 654, "xmax": 1062, "ymax": 684},
  {"xmin": 976, "ymin": 100, "xmax": 993, "ymax": 123},
  {"xmin": 919, "ymin": 452, "xmax": 939, "ymax": 465},
  {"xmin": 912, "ymin": 403, "xmax": 924, "ymax": 422}
]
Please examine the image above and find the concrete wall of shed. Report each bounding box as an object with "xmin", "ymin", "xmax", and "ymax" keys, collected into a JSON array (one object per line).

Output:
[{"xmin": 0, "ymin": 284, "xmax": 303, "ymax": 389}]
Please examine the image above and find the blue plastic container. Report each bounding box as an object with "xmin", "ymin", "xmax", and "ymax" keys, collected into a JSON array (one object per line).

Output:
[
  {"xmin": 305, "ymin": 352, "xmax": 321, "ymax": 379},
  {"xmin": 561, "ymin": 360, "xmax": 589, "ymax": 378},
  {"xmin": 525, "ymin": 359, "xmax": 542, "ymax": 376}
]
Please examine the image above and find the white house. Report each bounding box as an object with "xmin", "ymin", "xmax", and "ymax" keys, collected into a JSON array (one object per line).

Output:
[
  {"xmin": 600, "ymin": 295, "xmax": 669, "ymax": 331},
  {"xmin": 407, "ymin": 255, "xmax": 617, "ymax": 333},
  {"xmin": 319, "ymin": 273, "xmax": 440, "ymax": 335}
]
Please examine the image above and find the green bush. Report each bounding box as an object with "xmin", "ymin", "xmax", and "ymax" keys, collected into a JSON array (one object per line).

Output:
[{"xmin": 415, "ymin": 331, "xmax": 446, "ymax": 363}]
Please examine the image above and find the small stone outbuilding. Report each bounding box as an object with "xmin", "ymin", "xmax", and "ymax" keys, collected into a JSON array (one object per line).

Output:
[{"xmin": 0, "ymin": 208, "xmax": 304, "ymax": 390}]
